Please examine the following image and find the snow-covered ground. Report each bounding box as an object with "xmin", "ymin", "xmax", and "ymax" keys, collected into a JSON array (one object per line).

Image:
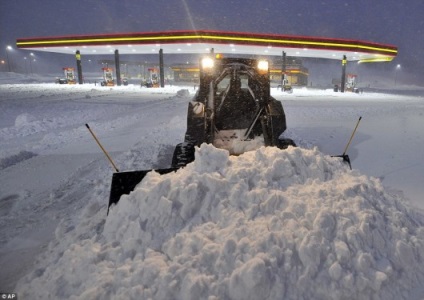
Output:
[{"xmin": 0, "ymin": 73, "xmax": 424, "ymax": 299}]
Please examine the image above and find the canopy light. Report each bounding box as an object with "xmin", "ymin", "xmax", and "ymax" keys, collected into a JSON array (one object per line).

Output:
[
  {"xmin": 257, "ymin": 60, "xmax": 269, "ymax": 73},
  {"xmin": 358, "ymin": 57, "xmax": 394, "ymax": 63}
]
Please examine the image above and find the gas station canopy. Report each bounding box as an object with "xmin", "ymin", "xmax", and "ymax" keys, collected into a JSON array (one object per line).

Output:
[{"xmin": 16, "ymin": 30, "xmax": 397, "ymax": 63}]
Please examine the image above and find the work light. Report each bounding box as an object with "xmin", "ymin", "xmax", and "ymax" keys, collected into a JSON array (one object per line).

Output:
[
  {"xmin": 201, "ymin": 57, "xmax": 214, "ymax": 70},
  {"xmin": 257, "ymin": 60, "xmax": 269, "ymax": 74}
]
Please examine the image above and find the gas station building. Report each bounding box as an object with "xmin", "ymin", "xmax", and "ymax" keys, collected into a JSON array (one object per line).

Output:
[{"xmin": 16, "ymin": 30, "xmax": 397, "ymax": 92}]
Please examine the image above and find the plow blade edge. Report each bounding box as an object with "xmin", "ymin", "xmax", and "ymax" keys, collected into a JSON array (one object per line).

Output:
[{"xmin": 108, "ymin": 168, "xmax": 178, "ymax": 213}]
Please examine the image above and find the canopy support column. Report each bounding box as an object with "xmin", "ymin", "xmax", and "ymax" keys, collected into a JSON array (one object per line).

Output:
[
  {"xmin": 115, "ymin": 50, "xmax": 121, "ymax": 86},
  {"xmin": 159, "ymin": 49, "xmax": 164, "ymax": 87},
  {"xmin": 341, "ymin": 55, "xmax": 347, "ymax": 93},
  {"xmin": 281, "ymin": 51, "xmax": 287, "ymax": 87},
  {"xmin": 76, "ymin": 50, "xmax": 83, "ymax": 84}
]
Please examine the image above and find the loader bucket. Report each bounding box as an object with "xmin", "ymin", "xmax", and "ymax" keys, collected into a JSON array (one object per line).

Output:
[{"xmin": 108, "ymin": 167, "xmax": 178, "ymax": 213}]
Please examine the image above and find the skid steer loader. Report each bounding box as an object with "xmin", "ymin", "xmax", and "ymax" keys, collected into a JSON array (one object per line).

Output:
[{"xmin": 108, "ymin": 55, "xmax": 295, "ymax": 211}]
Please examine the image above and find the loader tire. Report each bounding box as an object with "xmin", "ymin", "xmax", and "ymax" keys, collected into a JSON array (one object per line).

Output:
[
  {"xmin": 171, "ymin": 142, "xmax": 195, "ymax": 168},
  {"xmin": 277, "ymin": 138, "xmax": 296, "ymax": 149}
]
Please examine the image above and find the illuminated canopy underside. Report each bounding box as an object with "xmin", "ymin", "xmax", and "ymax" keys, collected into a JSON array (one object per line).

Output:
[{"xmin": 16, "ymin": 30, "xmax": 397, "ymax": 63}]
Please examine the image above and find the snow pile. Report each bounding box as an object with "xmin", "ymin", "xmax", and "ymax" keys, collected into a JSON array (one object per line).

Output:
[
  {"xmin": 17, "ymin": 145, "xmax": 424, "ymax": 299},
  {"xmin": 176, "ymin": 89, "xmax": 191, "ymax": 97}
]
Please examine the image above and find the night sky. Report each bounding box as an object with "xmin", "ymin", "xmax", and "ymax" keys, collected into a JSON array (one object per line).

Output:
[{"xmin": 1, "ymin": 0, "xmax": 423, "ymax": 82}]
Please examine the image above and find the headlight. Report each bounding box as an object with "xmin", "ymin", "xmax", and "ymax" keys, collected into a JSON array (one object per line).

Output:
[
  {"xmin": 201, "ymin": 57, "xmax": 214, "ymax": 70},
  {"xmin": 192, "ymin": 102, "xmax": 204, "ymax": 115},
  {"xmin": 257, "ymin": 60, "xmax": 269, "ymax": 74}
]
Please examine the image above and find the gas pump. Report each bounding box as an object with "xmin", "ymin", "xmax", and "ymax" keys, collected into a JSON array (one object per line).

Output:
[
  {"xmin": 333, "ymin": 73, "xmax": 359, "ymax": 93},
  {"xmin": 101, "ymin": 68, "xmax": 115, "ymax": 86},
  {"xmin": 281, "ymin": 73, "xmax": 293, "ymax": 93},
  {"xmin": 345, "ymin": 74, "xmax": 359, "ymax": 93},
  {"xmin": 64, "ymin": 67, "xmax": 76, "ymax": 84},
  {"xmin": 56, "ymin": 67, "xmax": 76, "ymax": 84},
  {"xmin": 141, "ymin": 67, "xmax": 159, "ymax": 88}
]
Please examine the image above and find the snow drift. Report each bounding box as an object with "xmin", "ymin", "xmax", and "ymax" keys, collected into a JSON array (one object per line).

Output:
[{"xmin": 17, "ymin": 144, "xmax": 424, "ymax": 299}]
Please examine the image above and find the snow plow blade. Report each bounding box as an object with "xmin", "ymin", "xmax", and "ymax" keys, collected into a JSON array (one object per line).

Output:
[{"xmin": 108, "ymin": 167, "xmax": 178, "ymax": 213}]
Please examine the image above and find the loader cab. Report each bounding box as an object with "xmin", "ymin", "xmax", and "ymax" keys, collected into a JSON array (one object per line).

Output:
[
  {"xmin": 216, "ymin": 72, "xmax": 248, "ymax": 93},
  {"xmin": 182, "ymin": 56, "xmax": 290, "ymax": 156},
  {"xmin": 214, "ymin": 68, "xmax": 258, "ymax": 131}
]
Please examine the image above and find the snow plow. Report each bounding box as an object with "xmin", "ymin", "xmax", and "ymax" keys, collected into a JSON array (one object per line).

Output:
[{"xmin": 106, "ymin": 55, "xmax": 295, "ymax": 211}]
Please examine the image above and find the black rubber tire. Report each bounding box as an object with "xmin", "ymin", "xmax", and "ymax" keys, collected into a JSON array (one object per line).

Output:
[
  {"xmin": 171, "ymin": 142, "xmax": 195, "ymax": 168},
  {"xmin": 277, "ymin": 138, "xmax": 296, "ymax": 149}
]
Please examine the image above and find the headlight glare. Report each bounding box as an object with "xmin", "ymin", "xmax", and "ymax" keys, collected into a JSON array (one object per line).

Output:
[
  {"xmin": 257, "ymin": 60, "xmax": 269, "ymax": 73},
  {"xmin": 201, "ymin": 57, "xmax": 214, "ymax": 70}
]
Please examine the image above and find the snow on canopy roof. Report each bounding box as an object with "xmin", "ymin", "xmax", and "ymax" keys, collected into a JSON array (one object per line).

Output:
[{"xmin": 16, "ymin": 30, "xmax": 397, "ymax": 62}]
